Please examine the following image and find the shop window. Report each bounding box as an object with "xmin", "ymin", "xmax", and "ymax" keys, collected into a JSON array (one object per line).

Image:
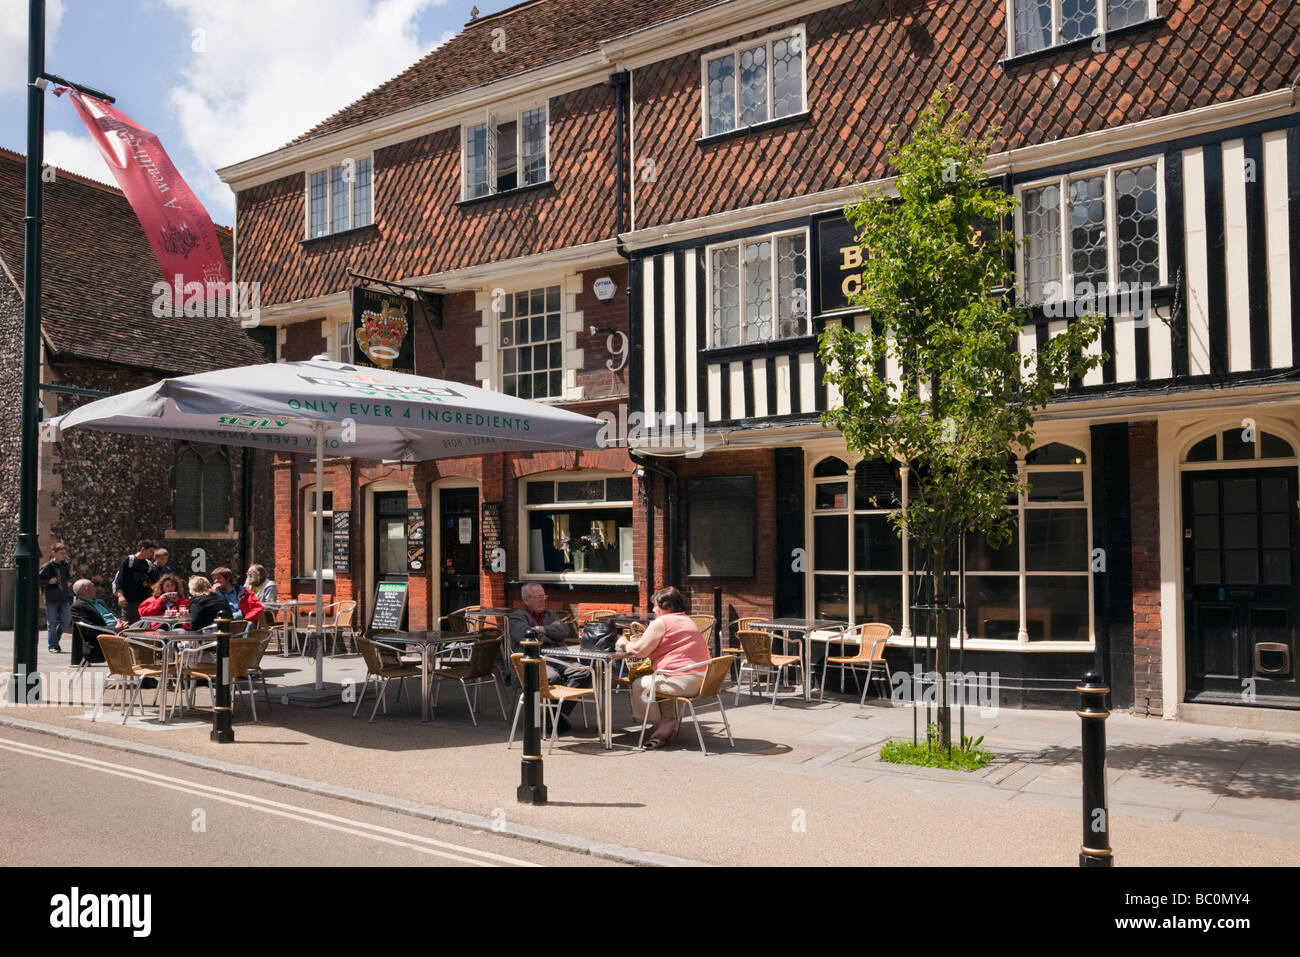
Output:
[
  {"xmin": 522, "ymin": 474, "xmax": 633, "ymax": 577},
  {"xmin": 1182, "ymin": 430, "xmax": 1296, "ymax": 463},
  {"xmin": 173, "ymin": 443, "xmax": 230, "ymax": 533},
  {"xmin": 810, "ymin": 444, "xmax": 1093, "ymax": 642},
  {"xmin": 302, "ymin": 485, "xmax": 334, "ymax": 578}
]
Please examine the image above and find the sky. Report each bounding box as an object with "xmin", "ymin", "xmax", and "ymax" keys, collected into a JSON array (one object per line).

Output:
[{"xmin": 0, "ymin": 0, "xmax": 470, "ymax": 223}]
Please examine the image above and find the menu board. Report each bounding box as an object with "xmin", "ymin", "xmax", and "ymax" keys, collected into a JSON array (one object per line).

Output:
[
  {"xmin": 369, "ymin": 581, "xmax": 408, "ymax": 633},
  {"xmin": 406, "ymin": 508, "xmax": 426, "ymax": 573},
  {"xmin": 332, "ymin": 511, "xmax": 351, "ymax": 573},
  {"xmin": 481, "ymin": 501, "xmax": 502, "ymax": 571}
]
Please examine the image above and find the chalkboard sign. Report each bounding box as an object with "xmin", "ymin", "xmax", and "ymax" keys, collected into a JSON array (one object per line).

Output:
[
  {"xmin": 481, "ymin": 501, "xmax": 503, "ymax": 571},
  {"xmin": 368, "ymin": 581, "xmax": 408, "ymax": 633},
  {"xmin": 687, "ymin": 475, "xmax": 756, "ymax": 577},
  {"xmin": 332, "ymin": 511, "xmax": 351, "ymax": 573}
]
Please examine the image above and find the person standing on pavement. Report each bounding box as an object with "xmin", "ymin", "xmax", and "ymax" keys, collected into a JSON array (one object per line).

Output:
[
  {"xmin": 114, "ymin": 540, "xmax": 156, "ymax": 624},
  {"xmin": 38, "ymin": 543, "xmax": 72, "ymax": 653},
  {"xmin": 149, "ymin": 547, "xmax": 172, "ymax": 583}
]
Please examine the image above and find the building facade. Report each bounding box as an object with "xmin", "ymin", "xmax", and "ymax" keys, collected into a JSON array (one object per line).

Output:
[
  {"xmin": 0, "ymin": 149, "xmax": 275, "ymax": 612},
  {"xmin": 224, "ymin": 0, "xmax": 1300, "ymax": 724}
]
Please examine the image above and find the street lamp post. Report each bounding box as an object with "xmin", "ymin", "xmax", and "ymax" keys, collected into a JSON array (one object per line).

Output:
[{"xmin": 12, "ymin": 0, "xmax": 116, "ymax": 704}]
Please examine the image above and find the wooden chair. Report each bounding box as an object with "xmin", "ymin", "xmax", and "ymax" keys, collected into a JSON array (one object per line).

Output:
[
  {"xmin": 354, "ymin": 637, "xmax": 422, "ymax": 722},
  {"xmin": 736, "ymin": 629, "xmax": 802, "ymax": 710},
  {"xmin": 689, "ymin": 614, "xmax": 716, "ymax": 649},
  {"xmin": 432, "ymin": 637, "xmax": 507, "ymax": 726},
  {"xmin": 179, "ymin": 636, "xmax": 265, "ymax": 720},
  {"xmin": 821, "ymin": 623, "xmax": 894, "ymax": 705},
  {"xmin": 507, "ymin": 653, "xmax": 598, "ymax": 753},
  {"xmin": 91, "ymin": 634, "xmax": 165, "ymax": 724},
  {"xmin": 636, "ymin": 656, "xmax": 736, "ymax": 754}
]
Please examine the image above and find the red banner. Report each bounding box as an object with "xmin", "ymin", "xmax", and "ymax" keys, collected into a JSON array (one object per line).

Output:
[{"xmin": 56, "ymin": 89, "xmax": 229, "ymax": 298}]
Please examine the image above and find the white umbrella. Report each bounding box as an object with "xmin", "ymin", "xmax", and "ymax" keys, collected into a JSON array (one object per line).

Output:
[{"xmin": 51, "ymin": 357, "xmax": 604, "ymax": 689}]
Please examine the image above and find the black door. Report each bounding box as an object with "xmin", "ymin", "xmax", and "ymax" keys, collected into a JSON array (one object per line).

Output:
[
  {"xmin": 373, "ymin": 491, "xmax": 408, "ymax": 628},
  {"xmin": 1183, "ymin": 468, "xmax": 1299, "ymax": 704},
  {"xmin": 441, "ymin": 488, "xmax": 480, "ymax": 618}
]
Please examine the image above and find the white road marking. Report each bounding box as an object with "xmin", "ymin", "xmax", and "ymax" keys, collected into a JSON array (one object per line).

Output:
[{"xmin": 0, "ymin": 736, "xmax": 539, "ymax": 867}]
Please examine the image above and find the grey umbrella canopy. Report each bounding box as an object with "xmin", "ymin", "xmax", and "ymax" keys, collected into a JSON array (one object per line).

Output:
[{"xmin": 51, "ymin": 357, "xmax": 605, "ymax": 689}]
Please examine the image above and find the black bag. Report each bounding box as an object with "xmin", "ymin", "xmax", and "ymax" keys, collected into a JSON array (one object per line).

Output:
[{"xmin": 579, "ymin": 619, "xmax": 618, "ymax": 652}]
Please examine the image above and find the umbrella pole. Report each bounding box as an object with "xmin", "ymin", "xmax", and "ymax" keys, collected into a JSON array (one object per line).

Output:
[{"xmin": 314, "ymin": 424, "xmax": 325, "ymax": 691}]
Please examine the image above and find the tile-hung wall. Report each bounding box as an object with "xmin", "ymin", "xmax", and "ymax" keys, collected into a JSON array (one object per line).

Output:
[{"xmin": 632, "ymin": 119, "xmax": 1300, "ymax": 427}]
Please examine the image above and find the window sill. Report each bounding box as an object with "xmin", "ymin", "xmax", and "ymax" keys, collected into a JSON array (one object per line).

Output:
[
  {"xmin": 456, "ymin": 179, "xmax": 554, "ymax": 207},
  {"xmin": 164, "ymin": 528, "xmax": 240, "ymax": 542},
  {"xmin": 521, "ymin": 573, "xmax": 636, "ymax": 585},
  {"xmin": 300, "ymin": 223, "xmax": 378, "ymax": 247},
  {"xmin": 696, "ymin": 110, "xmax": 812, "ymax": 147},
  {"xmin": 702, "ymin": 333, "xmax": 818, "ymax": 364},
  {"xmin": 1000, "ymin": 16, "xmax": 1166, "ymax": 70},
  {"xmin": 1020, "ymin": 283, "xmax": 1176, "ymax": 323}
]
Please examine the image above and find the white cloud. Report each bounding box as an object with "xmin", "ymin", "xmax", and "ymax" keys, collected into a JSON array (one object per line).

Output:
[
  {"xmin": 0, "ymin": 0, "xmax": 64, "ymax": 100},
  {"xmin": 43, "ymin": 128, "xmax": 116, "ymax": 186},
  {"xmin": 160, "ymin": 0, "xmax": 450, "ymax": 219}
]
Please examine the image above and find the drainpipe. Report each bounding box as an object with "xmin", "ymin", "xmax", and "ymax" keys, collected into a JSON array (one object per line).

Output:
[
  {"xmin": 630, "ymin": 450, "xmax": 677, "ymax": 609},
  {"xmin": 607, "ymin": 70, "xmax": 630, "ymax": 252}
]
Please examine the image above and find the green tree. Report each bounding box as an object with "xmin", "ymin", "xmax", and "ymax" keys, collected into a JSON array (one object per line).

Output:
[{"xmin": 819, "ymin": 89, "xmax": 1104, "ymax": 750}]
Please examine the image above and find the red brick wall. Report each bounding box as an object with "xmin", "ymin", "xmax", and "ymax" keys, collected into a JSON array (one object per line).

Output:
[
  {"xmin": 575, "ymin": 264, "xmax": 629, "ymax": 401},
  {"xmin": 236, "ymin": 85, "xmax": 621, "ymax": 306},
  {"xmin": 631, "ymin": 0, "xmax": 1299, "ymax": 228},
  {"xmin": 1129, "ymin": 421, "xmax": 1162, "ymax": 715}
]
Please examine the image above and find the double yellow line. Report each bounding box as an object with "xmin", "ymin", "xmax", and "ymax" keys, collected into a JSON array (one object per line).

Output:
[{"xmin": 0, "ymin": 735, "xmax": 539, "ymax": 867}]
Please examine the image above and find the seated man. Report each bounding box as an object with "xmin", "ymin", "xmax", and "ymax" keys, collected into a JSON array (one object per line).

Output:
[
  {"xmin": 507, "ymin": 583, "xmax": 588, "ymax": 732},
  {"xmin": 211, "ymin": 567, "xmax": 265, "ymax": 625},
  {"xmin": 68, "ymin": 578, "xmax": 125, "ymax": 663}
]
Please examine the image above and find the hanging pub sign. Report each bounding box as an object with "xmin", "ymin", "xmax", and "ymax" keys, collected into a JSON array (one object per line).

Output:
[
  {"xmin": 406, "ymin": 507, "xmax": 426, "ymax": 573},
  {"xmin": 815, "ymin": 212, "xmax": 863, "ymax": 315},
  {"xmin": 351, "ymin": 287, "xmax": 416, "ymax": 374}
]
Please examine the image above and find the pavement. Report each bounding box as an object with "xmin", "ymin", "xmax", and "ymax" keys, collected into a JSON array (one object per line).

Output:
[{"xmin": 2, "ymin": 630, "xmax": 1299, "ymax": 866}]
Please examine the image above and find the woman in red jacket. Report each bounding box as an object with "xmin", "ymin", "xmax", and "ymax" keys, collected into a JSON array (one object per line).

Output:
[{"xmin": 137, "ymin": 573, "xmax": 189, "ymax": 620}]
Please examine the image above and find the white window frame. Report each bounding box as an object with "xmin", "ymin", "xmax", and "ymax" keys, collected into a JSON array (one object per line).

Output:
[
  {"xmin": 805, "ymin": 439, "xmax": 1095, "ymax": 649},
  {"xmin": 496, "ymin": 283, "xmax": 566, "ymax": 401},
  {"xmin": 303, "ymin": 484, "xmax": 335, "ymax": 580},
  {"xmin": 700, "ymin": 26, "xmax": 808, "ymax": 138},
  {"xmin": 1005, "ymin": 0, "xmax": 1158, "ymax": 57},
  {"xmin": 304, "ymin": 155, "xmax": 374, "ymax": 239},
  {"xmin": 1015, "ymin": 155, "xmax": 1166, "ymax": 306},
  {"xmin": 518, "ymin": 471, "xmax": 635, "ymax": 583},
  {"xmin": 461, "ymin": 103, "xmax": 550, "ymax": 201},
  {"xmin": 706, "ymin": 227, "xmax": 811, "ymax": 349}
]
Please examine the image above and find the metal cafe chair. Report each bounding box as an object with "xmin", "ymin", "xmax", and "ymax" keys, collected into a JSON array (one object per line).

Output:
[
  {"xmin": 507, "ymin": 653, "xmax": 598, "ymax": 754},
  {"xmin": 821, "ymin": 622, "xmax": 894, "ymax": 706},
  {"xmin": 735, "ymin": 629, "xmax": 802, "ymax": 710},
  {"xmin": 353, "ymin": 637, "xmax": 422, "ymax": 722},
  {"xmin": 91, "ymin": 634, "xmax": 165, "ymax": 724},
  {"xmin": 431, "ymin": 637, "xmax": 507, "ymax": 726},
  {"xmin": 635, "ymin": 656, "xmax": 736, "ymax": 755}
]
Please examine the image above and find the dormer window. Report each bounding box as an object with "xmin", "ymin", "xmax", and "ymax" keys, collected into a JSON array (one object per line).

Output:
[
  {"xmin": 306, "ymin": 157, "xmax": 372, "ymax": 238},
  {"xmin": 701, "ymin": 28, "xmax": 806, "ymax": 138},
  {"xmin": 1008, "ymin": 0, "xmax": 1156, "ymax": 56}
]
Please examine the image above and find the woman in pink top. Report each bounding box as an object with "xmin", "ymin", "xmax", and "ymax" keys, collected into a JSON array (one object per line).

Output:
[{"xmin": 618, "ymin": 586, "xmax": 709, "ymax": 748}]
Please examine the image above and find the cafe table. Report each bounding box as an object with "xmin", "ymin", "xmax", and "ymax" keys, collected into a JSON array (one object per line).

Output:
[
  {"xmin": 261, "ymin": 600, "xmax": 303, "ymax": 655},
  {"xmin": 748, "ymin": 619, "xmax": 843, "ymax": 703},
  {"xmin": 122, "ymin": 629, "xmax": 204, "ymax": 723},
  {"xmin": 541, "ymin": 645, "xmax": 632, "ymax": 749},
  {"xmin": 370, "ymin": 630, "xmax": 482, "ymax": 722}
]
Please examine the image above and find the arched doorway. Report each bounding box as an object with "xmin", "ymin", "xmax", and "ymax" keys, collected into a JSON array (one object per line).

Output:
[{"xmin": 1181, "ymin": 426, "xmax": 1299, "ymax": 704}]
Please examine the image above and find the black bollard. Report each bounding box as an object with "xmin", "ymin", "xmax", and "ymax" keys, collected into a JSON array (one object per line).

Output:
[
  {"xmin": 1077, "ymin": 670, "xmax": 1112, "ymax": 866},
  {"xmin": 210, "ymin": 618, "xmax": 234, "ymax": 743},
  {"xmin": 516, "ymin": 638, "xmax": 547, "ymax": 805}
]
